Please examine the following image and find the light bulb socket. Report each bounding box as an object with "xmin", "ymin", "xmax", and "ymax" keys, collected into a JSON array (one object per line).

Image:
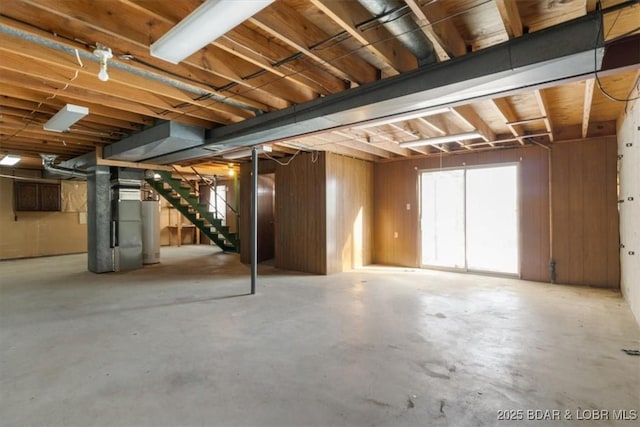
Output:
[{"xmin": 93, "ymin": 44, "xmax": 113, "ymax": 82}]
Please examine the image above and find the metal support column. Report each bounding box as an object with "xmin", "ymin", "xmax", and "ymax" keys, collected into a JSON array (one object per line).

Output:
[
  {"xmin": 250, "ymin": 146, "xmax": 258, "ymax": 294},
  {"xmin": 87, "ymin": 165, "xmax": 113, "ymax": 273}
]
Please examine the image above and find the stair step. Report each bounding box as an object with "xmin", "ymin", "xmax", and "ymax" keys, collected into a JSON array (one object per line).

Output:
[{"xmin": 146, "ymin": 173, "xmax": 239, "ymax": 253}]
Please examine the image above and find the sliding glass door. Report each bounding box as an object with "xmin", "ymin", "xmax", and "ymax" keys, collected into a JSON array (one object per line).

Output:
[
  {"xmin": 420, "ymin": 164, "xmax": 519, "ymax": 276},
  {"xmin": 420, "ymin": 170, "xmax": 465, "ymax": 268}
]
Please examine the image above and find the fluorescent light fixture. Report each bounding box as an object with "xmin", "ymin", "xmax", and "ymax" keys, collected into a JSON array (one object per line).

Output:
[
  {"xmin": 353, "ymin": 107, "xmax": 451, "ymax": 130},
  {"xmin": 43, "ymin": 104, "xmax": 89, "ymax": 133},
  {"xmin": 399, "ymin": 131, "xmax": 482, "ymax": 148},
  {"xmin": 0, "ymin": 154, "xmax": 21, "ymax": 166},
  {"xmin": 223, "ymin": 145, "xmax": 272, "ymax": 160},
  {"xmin": 150, "ymin": 0, "xmax": 275, "ymax": 64}
]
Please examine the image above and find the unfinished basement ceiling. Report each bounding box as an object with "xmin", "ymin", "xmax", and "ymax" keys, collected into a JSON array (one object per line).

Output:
[{"xmin": 0, "ymin": 0, "xmax": 638, "ymax": 166}]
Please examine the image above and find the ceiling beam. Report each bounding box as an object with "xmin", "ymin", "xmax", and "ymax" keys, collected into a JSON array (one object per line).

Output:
[
  {"xmin": 582, "ymin": 78, "xmax": 595, "ymax": 138},
  {"xmin": 534, "ymin": 89, "xmax": 554, "ymax": 142},
  {"xmin": 297, "ymin": 137, "xmax": 380, "ymax": 161},
  {"xmin": 250, "ymin": 1, "xmax": 379, "ymax": 85},
  {"xmin": 146, "ymin": 13, "xmax": 612, "ymax": 163},
  {"xmin": 310, "ymin": 0, "xmax": 417, "ymax": 74},
  {"xmin": 404, "ymin": 0, "xmax": 467, "ymax": 60},
  {"xmin": 451, "ymin": 105, "xmax": 496, "ymax": 146},
  {"xmin": 0, "ymin": 98, "xmax": 142, "ymax": 131},
  {"xmin": 0, "ymin": 66, "xmax": 214, "ymax": 129},
  {"xmin": 0, "ymin": 83, "xmax": 153, "ymax": 126},
  {"xmin": 333, "ymin": 130, "xmax": 412, "ymax": 157},
  {"xmin": 0, "ymin": 30, "xmax": 251, "ymax": 124},
  {"xmin": 491, "ymin": 97, "xmax": 526, "ymax": 145},
  {"xmin": 585, "ymin": 0, "xmax": 598, "ymax": 13},
  {"xmin": 495, "ymin": 0, "xmax": 523, "ymax": 39},
  {"xmin": 2, "ymin": 4, "xmax": 289, "ymax": 110},
  {"xmin": 217, "ymin": 25, "xmax": 346, "ymax": 95},
  {"xmin": 129, "ymin": 0, "xmax": 339, "ymax": 97}
]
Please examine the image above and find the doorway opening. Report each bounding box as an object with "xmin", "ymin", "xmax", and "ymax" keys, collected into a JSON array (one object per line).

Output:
[{"xmin": 420, "ymin": 164, "xmax": 519, "ymax": 276}]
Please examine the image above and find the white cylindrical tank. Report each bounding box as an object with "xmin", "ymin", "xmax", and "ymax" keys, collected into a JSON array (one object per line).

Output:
[{"xmin": 141, "ymin": 199, "xmax": 160, "ymax": 264}]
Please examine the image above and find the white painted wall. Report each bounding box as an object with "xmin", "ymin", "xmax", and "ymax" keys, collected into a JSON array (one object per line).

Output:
[{"xmin": 617, "ymin": 96, "xmax": 640, "ymax": 326}]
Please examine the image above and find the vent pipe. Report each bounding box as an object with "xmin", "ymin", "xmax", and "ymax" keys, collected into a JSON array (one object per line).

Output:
[
  {"xmin": 358, "ymin": 0, "xmax": 437, "ymax": 66},
  {"xmin": 41, "ymin": 154, "xmax": 88, "ymax": 179}
]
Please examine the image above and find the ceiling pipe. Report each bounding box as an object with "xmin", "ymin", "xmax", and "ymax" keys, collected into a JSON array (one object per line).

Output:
[
  {"xmin": 358, "ymin": 0, "xmax": 437, "ymax": 66},
  {"xmin": 0, "ymin": 23, "xmax": 263, "ymax": 115},
  {"xmin": 41, "ymin": 154, "xmax": 87, "ymax": 179}
]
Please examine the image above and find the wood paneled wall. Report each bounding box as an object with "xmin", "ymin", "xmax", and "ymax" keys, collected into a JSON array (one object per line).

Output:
[
  {"xmin": 239, "ymin": 160, "xmax": 276, "ymax": 263},
  {"xmin": 239, "ymin": 152, "xmax": 373, "ymax": 275},
  {"xmin": 374, "ymin": 146, "xmax": 551, "ymax": 282},
  {"xmin": 326, "ymin": 153, "xmax": 373, "ymax": 274},
  {"xmin": 274, "ymin": 153, "xmax": 327, "ymax": 274},
  {"xmin": 551, "ymin": 137, "xmax": 619, "ymax": 287},
  {"xmin": 374, "ymin": 141, "xmax": 620, "ymax": 287},
  {"xmin": 240, "ymin": 154, "xmax": 326, "ymax": 273}
]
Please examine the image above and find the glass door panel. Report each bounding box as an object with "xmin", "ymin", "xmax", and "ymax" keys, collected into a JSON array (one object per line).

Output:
[
  {"xmin": 466, "ymin": 165, "xmax": 519, "ymax": 274},
  {"xmin": 420, "ymin": 170, "xmax": 465, "ymax": 269}
]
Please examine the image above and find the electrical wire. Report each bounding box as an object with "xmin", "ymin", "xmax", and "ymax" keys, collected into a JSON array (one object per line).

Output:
[
  {"xmin": 264, "ymin": 150, "xmax": 302, "ymax": 166},
  {"xmin": 159, "ymin": 0, "xmax": 493, "ymax": 122},
  {"xmin": 594, "ymin": 1, "xmax": 640, "ymax": 102}
]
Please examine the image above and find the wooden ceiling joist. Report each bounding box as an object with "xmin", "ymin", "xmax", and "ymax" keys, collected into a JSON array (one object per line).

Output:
[
  {"xmin": 582, "ymin": 78, "xmax": 596, "ymax": 138},
  {"xmin": 451, "ymin": 105, "xmax": 496, "ymax": 146},
  {"xmin": 309, "ymin": 0, "xmax": 417, "ymax": 74},
  {"xmin": 250, "ymin": 1, "xmax": 378, "ymax": 85},
  {"xmin": 0, "ymin": 0, "xmax": 636, "ymax": 165},
  {"xmin": 492, "ymin": 97, "xmax": 527, "ymax": 145},
  {"xmin": 534, "ymin": 89, "xmax": 555, "ymax": 142},
  {"xmin": 495, "ymin": 0, "xmax": 523, "ymax": 39},
  {"xmin": 405, "ymin": 0, "xmax": 467, "ymax": 60},
  {"xmin": 2, "ymin": 4, "xmax": 291, "ymax": 111}
]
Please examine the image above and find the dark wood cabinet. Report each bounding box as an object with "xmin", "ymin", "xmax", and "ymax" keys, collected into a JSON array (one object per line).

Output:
[{"xmin": 15, "ymin": 182, "xmax": 61, "ymax": 211}]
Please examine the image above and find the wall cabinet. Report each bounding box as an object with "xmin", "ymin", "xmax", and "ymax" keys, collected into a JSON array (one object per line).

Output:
[{"xmin": 14, "ymin": 182, "xmax": 61, "ymax": 211}]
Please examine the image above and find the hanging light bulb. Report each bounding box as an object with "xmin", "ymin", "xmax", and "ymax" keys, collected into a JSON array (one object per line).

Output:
[
  {"xmin": 97, "ymin": 64, "xmax": 109, "ymax": 82},
  {"xmin": 93, "ymin": 44, "xmax": 113, "ymax": 82}
]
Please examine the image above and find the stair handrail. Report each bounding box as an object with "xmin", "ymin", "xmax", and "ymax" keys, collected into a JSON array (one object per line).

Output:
[
  {"xmin": 170, "ymin": 166, "xmax": 199, "ymax": 194},
  {"xmin": 190, "ymin": 166, "xmax": 239, "ymax": 215},
  {"xmin": 168, "ymin": 167, "xmax": 219, "ymax": 218}
]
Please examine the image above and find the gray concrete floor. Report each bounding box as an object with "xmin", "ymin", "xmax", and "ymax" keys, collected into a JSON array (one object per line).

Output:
[{"xmin": 1, "ymin": 246, "xmax": 639, "ymax": 427}]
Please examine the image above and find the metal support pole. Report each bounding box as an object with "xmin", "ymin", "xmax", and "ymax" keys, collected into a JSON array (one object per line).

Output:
[{"xmin": 250, "ymin": 146, "xmax": 258, "ymax": 294}]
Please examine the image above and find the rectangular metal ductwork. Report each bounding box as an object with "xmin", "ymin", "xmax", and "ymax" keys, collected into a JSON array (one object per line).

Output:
[
  {"xmin": 103, "ymin": 121, "xmax": 204, "ymax": 162},
  {"xmin": 145, "ymin": 12, "xmax": 615, "ymax": 165}
]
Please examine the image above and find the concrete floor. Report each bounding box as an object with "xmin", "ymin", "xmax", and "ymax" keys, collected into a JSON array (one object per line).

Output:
[{"xmin": 1, "ymin": 246, "xmax": 638, "ymax": 427}]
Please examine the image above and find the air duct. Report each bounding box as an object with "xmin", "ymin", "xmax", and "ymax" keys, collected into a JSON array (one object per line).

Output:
[
  {"xmin": 358, "ymin": 0, "xmax": 437, "ymax": 66},
  {"xmin": 147, "ymin": 11, "xmax": 612, "ymax": 164},
  {"xmin": 41, "ymin": 154, "xmax": 87, "ymax": 179}
]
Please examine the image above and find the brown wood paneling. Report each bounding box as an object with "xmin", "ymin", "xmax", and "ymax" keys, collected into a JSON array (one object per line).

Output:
[
  {"xmin": 551, "ymin": 136, "xmax": 619, "ymax": 288},
  {"xmin": 520, "ymin": 147, "xmax": 550, "ymax": 282},
  {"xmin": 551, "ymin": 144, "xmax": 570, "ymax": 283},
  {"xmin": 257, "ymin": 174, "xmax": 275, "ymax": 262},
  {"xmin": 567, "ymin": 141, "xmax": 585, "ymax": 283},
  {"xmin": 325, "ymin": 153, "xmax": 373, "ymax": 274},
  {"xmin": 582, "ymin": 140, "xmax": 608, "ymax": 285},
  {"xmin": 274, "ymin": 153, "xmax": 327, "ymax": 274},
  {"xmin": 374, "ymin": 146, "xmax": 550, "ymax": 282}
]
